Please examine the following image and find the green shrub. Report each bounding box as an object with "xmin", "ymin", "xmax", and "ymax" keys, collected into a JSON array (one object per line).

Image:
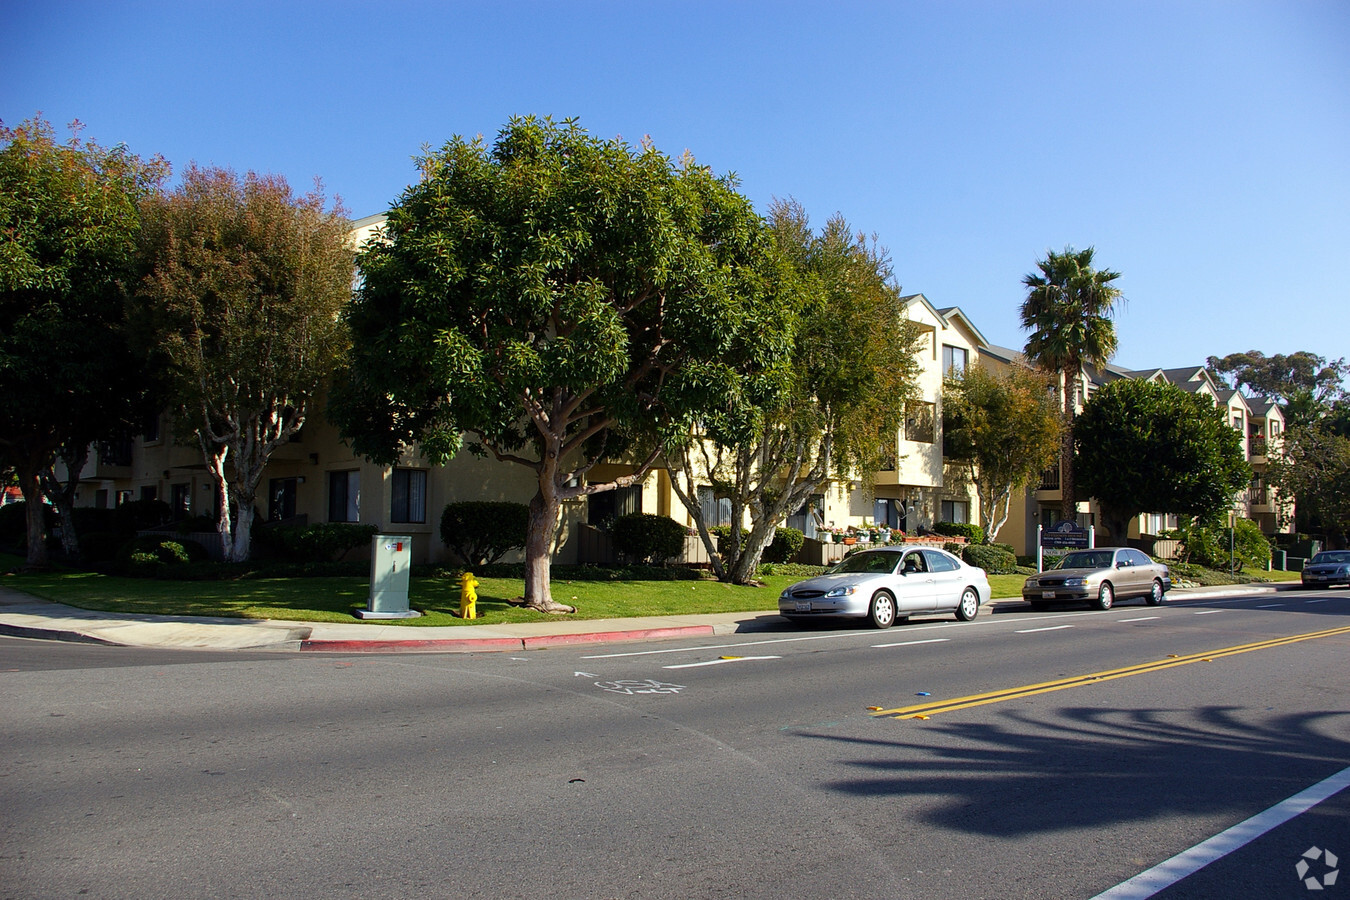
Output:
[
  {"xmin": 112, "ymin": 499, "xmax": 174, "ymax": 533},
  {"xmin": 119, "ymin": 534, "xmax": 208, "ymax": 575},
  {"xmin": 758, "ymin": 562, "xmax": 829, "ymax": 578},
  {"xmin": 932, "ymin": 520, "xmax": 984, "ymax": 544},
  {"xmin": 440, "ymin": 501, "xmax": 529, "ymax": 568},
  {"xmin": 1176, "ymin": 518, "xmax": 1270, "ymax": 570},
  {"xmin": 762, "ymin": 527, "xmax": 805, "ymax": 564},
  {"xmin": 610, "ymin": 513, "xmax": 687, "ymax": 566},
  {"xmin": 963, "ymin": 543, "xmax": 1017, "ymax": 574},
  {"xmin": 943, "ymin": 542, "xmax": 964, "ymax": 556},
  {"xmin": 254, "ymin": 522, "xmax": 377, "ymax": 563}
]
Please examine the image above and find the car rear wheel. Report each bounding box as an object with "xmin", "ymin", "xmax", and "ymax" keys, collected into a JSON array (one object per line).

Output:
[
  {"xmin": 868, "ymin": 590, "xmax": 897, "ymax": 629},
  {"xmin": 955, "ymin": 587, "xmax": 980, "ymax": 621},
  {"xmin": 1092, "ymin": 582, "xmax": 1114, "ymax": 611},
  {"xmin": 1146, "ymin": 579, "xmax": 1165, "ymax": 606}
]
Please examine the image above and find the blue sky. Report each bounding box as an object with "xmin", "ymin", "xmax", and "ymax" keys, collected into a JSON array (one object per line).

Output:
[{"xmin": 4, "ymin": 1, "xmax": 1347, "ymax": 371}]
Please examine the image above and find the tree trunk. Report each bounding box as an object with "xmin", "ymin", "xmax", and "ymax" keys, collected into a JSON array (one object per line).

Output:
[
  {"xmin": 1060, "ymin": 368, "xmax": 1078, "ymax": 522},
  {"xmin": 18, "ymin": 467, "xmax": 49, "ymax": 568},
  {"xmin": 41, "ymin": 445, "xmax": 88, "ymax": 562},
  {"xmin": 521, "ymin": 489, "xmax": 575, "ymax": 614},
  {"xmin": 230, "ymin": 496, "xmax": 254, "ymax": 562}
]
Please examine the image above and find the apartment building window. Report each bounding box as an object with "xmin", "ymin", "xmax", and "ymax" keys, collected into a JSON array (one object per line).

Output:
[
  {"xmin": 904, "ymin": 402, "xmax": 935, "ymax": 443},
  {"xmin": 942, "ymin": 345, "xmax": 968, "ymax": 375},
  {"xmin": 328, "ymin": 470, "xmax": 360, "ymax": 523},
  {"xmin": 696, "ymin": 485, "xmax": 733, "ymax": 528},
  {"xmin": 141, "ymin": 414, "xmax": 161, "ymax": 443},
  {"xmin": 139, "ymin": 485, "xmax": 157, "ymax": 502},
  {"xmin": 589, "ymin": 484, "xmax": 643, "ymax": 528},
  {"xmin": 269, "ymin": 477, "xmax": 297, "ymax": 521},
  {"xmin": 171, "ymin": 483, "xmax": 191, "ymax": 518},
  {"xmin": 940, "ymin": 499, "xmax": 969, "ymax": 524},
  {"xmin": 391, "ymin": 468, "xmax": 427, "ymax": 524}
]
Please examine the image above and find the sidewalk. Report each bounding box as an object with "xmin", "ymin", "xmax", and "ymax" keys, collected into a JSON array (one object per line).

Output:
[{"xmin": 0, "ymin": 582, "xmax": 1295, "ymax": 654}]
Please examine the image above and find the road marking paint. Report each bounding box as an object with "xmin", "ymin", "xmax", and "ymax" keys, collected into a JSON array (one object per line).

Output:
[
  {"xmin": 663, "ymin": 655, "xmax": 781, "ymax": 669},
  {"xmin": 1016, "ymin": 625, "xmax": 1074, "ymax": 633},
  {"xmin": 583, "ymin": 630, "xmax": 877, "ymax": 659},
  {"xmin": 1256, "ymin": 604, "xmax": 1284, "ymax": 608},
  {"xmin": 1088, "ymin": 766, "xmax": 1350, "ymax": 899},
  {"xmin": 1306, "ymin": 599, "xmax": 1331, "ymax": 604},
  {"xmin": 1194, "ymin": 610, "xmax": 1224, "ymax": 615},
  {"xmin": 872, "ymin": 624, "xmax": 1350, "ymax": 719},
  {"xmin": 872, "ymin": 638, "xmax": 951, "ymax": 649},
  {"xmin": 1117, "ymin": 617, "xmax": 1160, "ymax": 623}
]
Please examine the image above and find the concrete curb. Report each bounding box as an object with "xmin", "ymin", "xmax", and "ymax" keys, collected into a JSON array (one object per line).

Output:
[
  {"xmin": 299, "ymin": 623, "xmax": 719, "ymax": 653},
  {"xmin": 0, "ymin": 622, "xmax": 121, "ymax": 645}
]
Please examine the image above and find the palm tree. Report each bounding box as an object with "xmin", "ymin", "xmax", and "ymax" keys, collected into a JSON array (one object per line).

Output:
[{"xmin": 1020, "ymin": 246, "xmax": 1123, "ymax": 523}]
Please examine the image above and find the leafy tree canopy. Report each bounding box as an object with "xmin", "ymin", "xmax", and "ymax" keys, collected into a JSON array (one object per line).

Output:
[
  {"xmin": 943, "ymin": 363, "xmax": 1061, "ymax": 542},
  {"xmin": 135, "ymin": 164, "xmax": 354, "ymax": 562},
  {"xmin": 0, "ymin": 116, "xmax": 167, "ymax": 565},
  {"xmin": 1267, "ymin": 425, "xmax": 1350, "ymax": 549},
  {"xmin": 1075, "ymin": 378, "xmax": 1250, "ymax": 540},
  {"xmin": 1206, "ymin": 350, "xmax": 1349, "ymax": 430},
  {"xmin": 334, "ymin": 116, "xmax": 792, "ymax": 611},
  {"xmin": 668, "ymin": 199, "xmax": 921, "ymax": 584}
]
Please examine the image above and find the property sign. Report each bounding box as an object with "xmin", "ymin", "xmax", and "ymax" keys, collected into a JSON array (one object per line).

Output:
[{"xmin": 1040, "ymin": 520, "xmax": 1090, "ymax": 549}]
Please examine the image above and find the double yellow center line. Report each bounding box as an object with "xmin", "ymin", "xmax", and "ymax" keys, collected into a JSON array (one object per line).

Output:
[{"xmin": 871, "ymin": 624, "xmax": 1350, "ymax": 720}]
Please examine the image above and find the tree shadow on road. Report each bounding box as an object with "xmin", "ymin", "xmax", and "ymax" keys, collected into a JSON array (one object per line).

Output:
[{"xmin": 802, "ymin": 704, "xmax": 1350, "ymax": 838}]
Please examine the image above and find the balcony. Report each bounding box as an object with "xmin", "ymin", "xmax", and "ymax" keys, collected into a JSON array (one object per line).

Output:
[
  {"xmin": 1037, "ymin": 465, "xmax": 1061, "ymax": 492},
  {"xmin": 1249, "ymin": 436, "xmax": 1268, "ymax": 460}
]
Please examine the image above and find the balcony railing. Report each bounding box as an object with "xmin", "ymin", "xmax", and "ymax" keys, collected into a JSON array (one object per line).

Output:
[
  {"xmin": 1249, "ymin": 437, "xmax": 1268, "ymax": 458},
  {"xmin": 1038, "ymin": 465, "xmax": 1061, "ymax": 491}
]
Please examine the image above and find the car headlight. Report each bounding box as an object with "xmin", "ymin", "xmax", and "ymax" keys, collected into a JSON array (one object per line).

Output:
[
  {"xmin": 824, "ymin": 585, "xmax": 857, "ymax": 597},
  {"xmin": 1063, "ymin": 577, "xmax": 1087, "ymax": 587},
  {"xmin": 1024, "ymin": 579, "xmax": 1039, "ymax": 588}
]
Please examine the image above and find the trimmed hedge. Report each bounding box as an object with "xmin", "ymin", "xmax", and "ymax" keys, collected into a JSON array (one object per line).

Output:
[
  {"xmin": 932, "ymin": 521, "xmax": 984, "ymax": 544},
  {"xmin": 611, "ymin": 513, "xmax": 687, "ymax": 566},
  {"xmin": 709, "ymin": 525, "xmax": 805, "ymax": 565},
  {"xmin": 963, "ymin": 543, "xmax": 1017, "ymax": 574},
  {"xmin": 440, "ymin": 501, "xmax": 529, "ymax": 568},
  {"xmin": 253, "ymin": 522, "xmax": 378, "ymax": 563}
]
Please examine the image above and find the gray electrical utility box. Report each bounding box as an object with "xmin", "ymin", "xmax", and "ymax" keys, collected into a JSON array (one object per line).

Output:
[{"xmin": 357, "ymin": 534, "xmax": 420, "ymax": 619}]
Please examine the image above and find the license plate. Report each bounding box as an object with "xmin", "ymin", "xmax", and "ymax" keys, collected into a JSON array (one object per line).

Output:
[
  {"xmin": 795, "ymin": 601, "xmax": 813, "ymax": 612},
  {"xmin": 1042, "ymin": 591, "xmax": 1056, "ymax": 599}
]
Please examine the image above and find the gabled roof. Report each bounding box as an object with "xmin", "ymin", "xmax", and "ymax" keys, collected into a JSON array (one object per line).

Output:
[{"xmin": 933, "ymin": 306, "xmax": 990, "ymax": 349}]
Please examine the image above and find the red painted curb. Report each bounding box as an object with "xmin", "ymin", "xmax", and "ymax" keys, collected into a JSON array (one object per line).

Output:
[
  {"xmin": 299, "ymin": 637, "xmax": 524, "ymax": 653},
  {"xmin": 522, "ymin": 625, "xmax": 716, "ymax": 648}
]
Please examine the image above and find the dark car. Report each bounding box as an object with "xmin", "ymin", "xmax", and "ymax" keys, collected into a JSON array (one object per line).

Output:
[
  {"xmin": 1022, "ymin": 547, "xmax": 1171, "ymax": 611},
  {"xmin": 1301, "ymin": 551, "xmax": 1350, "ymax": 588}
]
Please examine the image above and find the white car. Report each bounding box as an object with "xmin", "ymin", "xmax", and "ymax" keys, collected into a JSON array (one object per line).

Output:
[{"xmin": 779, "ymin": 546, "xmax": 991, "ymax": 629}]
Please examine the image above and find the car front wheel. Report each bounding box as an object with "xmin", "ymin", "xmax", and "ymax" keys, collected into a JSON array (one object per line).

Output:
[
  {"xmin": 1146, "ymin": 579, "xmax": 1165, "ymax": 606},
  {"xmin": 1092, "ymin": 582, "xmax": 1114, "ymax": 611},
  {"xmin": 955, "ymin": 587, "xmax": 980, "ymax": 621},
  {"xmin": 868, "ymin": 590, "xmax": 897, "ymax": 629}
]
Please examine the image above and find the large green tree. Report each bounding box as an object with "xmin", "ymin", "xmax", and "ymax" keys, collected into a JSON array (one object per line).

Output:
[
  {"xmin": 1074, "ymin": 378, "xmax": 1250, "ymax": 541},
  {"xmin": 942, "ymin": 363, "xmax": 1061, "ymax": 543},
  {"xmin": 1019, "ymin": 246, "xmax": 1123, "ymax": 522},
  {"xmin": 135, "ymin": 165, "xmax": 354, "ymax": 562},
  {"xmin": 334, "ymin": 117, "xmax": 790, "ymax": 612},
  {"xmin": 1267, "ymin": 425, "xmax": 1350, "ymax": 549},
  {"xmin": 1206, "ymin": 350, "xmax": 1348, "ymax": 430},
  {"xmin": 666, "ymin": 199, "xmax": 921, "ymax": 584},
  {"xmin": 0, "ymin": 117, "xmax": 167, "ymax": 566}
]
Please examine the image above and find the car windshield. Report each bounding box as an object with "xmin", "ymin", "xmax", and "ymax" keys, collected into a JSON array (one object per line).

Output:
[
  {"xmin": 831, "ymin": 551, "xmax": 900, "ymax": 575},
  {"xmin": 1056, "ymin": 551, "xmax": 1114, "ymax": 570},
  {"xmin": 1311, "ymin": 551, "xmax": 1350, "ymax": 564}
]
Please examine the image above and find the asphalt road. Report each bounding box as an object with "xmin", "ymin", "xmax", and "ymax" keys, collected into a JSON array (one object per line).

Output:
[{"xmin": 3, "ymin": 588, "xmax": 1348, "ymax": 899}]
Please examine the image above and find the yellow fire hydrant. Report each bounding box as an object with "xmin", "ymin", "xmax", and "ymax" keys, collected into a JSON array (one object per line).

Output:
[{"xmin": 459, "ymin": 571, "xmax": 479, "ymax": 619}]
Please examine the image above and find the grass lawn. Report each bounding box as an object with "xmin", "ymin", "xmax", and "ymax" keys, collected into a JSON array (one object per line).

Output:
[{"xmin": 0, "ymin": 552, "xmax": 1299, "ymax": 627}]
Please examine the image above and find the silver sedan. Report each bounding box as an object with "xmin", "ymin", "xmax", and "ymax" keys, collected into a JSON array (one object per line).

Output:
[{"xmin": 779, "ymin": 546, "xmax": 991, "ymax": 629}]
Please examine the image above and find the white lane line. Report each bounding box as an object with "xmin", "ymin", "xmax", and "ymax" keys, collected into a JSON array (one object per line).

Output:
[
  {"xmin": 1117, "ymin": 617, "xmax": 1160, "ymax": 623},
  {"xmin": 872, "ymin": 638, "xmax": 951, "ymax": 649},
  {"xmin": 1016, "ymin": 625, "xmax": 1074, "ymax": 633},
  {"xmin": 1194, "ymin": 610, "xmax": 1224, "ymax": 615},
  {"xmin": 663, "ymin": 655, "xmax": 781, "ymax": 669},
  {"xmin": 1306, "ymin": 599, "xmax": 1332, "ymax": 604},
  {"xmin": 1256, "ymin": 604, "xmax": 1285, "ymax": 608},
  {"xmin": 1089, "ymin": 765, "xmax": 1350, "ymax": 900},
  {"xmin": 583, "ymin": 630, "xmax": 879, "ymax": 659}
]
